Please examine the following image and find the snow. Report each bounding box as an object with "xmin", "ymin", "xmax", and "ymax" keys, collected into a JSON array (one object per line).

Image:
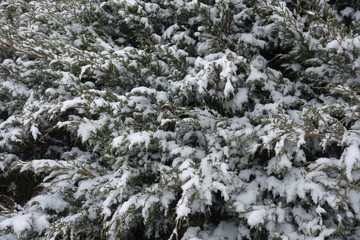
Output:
[
  {"xmin": 348, "ymin": 189, "xmax": 360, "ymax": 217},
  {"xmin": 233, "ymin": 88, "xmax": 248, "ymax": 106},
  {"xmin": 239, "ymin": 33, "xmax": 266, "ymax": 48},
  {"xmin": 28, "ymin": 194, "xmax": 69, "ymax": 213},
  {"xmin": 116, "ymin": 195, "xmax": 137, "ymax": 216},
  {"xmin": 0, "ymin": 213, "xmax": 49, "ymax": 236},
  {"xmin": 170, "ymin": 146, "xmax": 195, "ymax": 157},
  {"xmin": 326, "ymin": 40, "xmax": 341, "ymax": 50},
  {"xmin": 0, "ymin": 214, "xmax": 30, "ymax": 233},
  {"xmin": 247, "ymin": 208, "xmax": 267, "ymax": 226},
  {"xmin": 306, "ymin": 11, "xmax": 315, "ymax": 16},
  {"xmin": 1, "ymin": 0, "xmax": 360, "ymax": 239},
  {"xmin": 340, "ymin": 7, "xmax": 354, "ymax": 16},
  {"xmin": 176, "ymin": 199, "xmax": 191, "ymax": 219},
  {"xmin": 341, "ymin": 143, "xmax": 360, "ymax": 181},
  {"xmin": 30, "ymin": 124, "xmax": 41, "ymax": 140},
  {"xmin": 314, "ymin": 229, "xmax": 336, "ymax": 240},
  {"xmin": 163, "ymin": 24, "xmax": 178, "ymax": 39},
  {"xmin": 127, "ymin": 131, "xmax": 151, "ymax": 149},
  {"xmin": 316, "ymin": 205, "xmax": 326, "ymax": 215},
  {"xmin": 0, "ymin": 234, "xmax": 17, "ymax": 240},
  {"xmin": 182, "ymin": 227, "xmax": 202, "ymax": 240},
  {"xmin": 77, "ymin": 116, "xmax": 107, "ymax": 142},
  {"xmin": 212, "ymin": 181, "xmax": 229, "ymax": 200},
  {"xmin": 155, "ymin": 91, "xmax": 168, "ymax": 103},
  {"xmin": 278, "ymin": 155, "xmax": 292, "ymax": 169},
  {"xmin": 355, "ymin": 11, "xmax": 360, "ymax": 20},
  {"xmin": 74, "ymin": 178, "xmax": 99, "ymax": 199},
  {"xmin": 235, "ymin": 187, "xmax": 259, "ymax": 212},
  {"xmin": 111, "ymin": 136, "xmax": 124, "ymax": 148},
  {"xmin": 211, "ymin": 222, "xmax": 239, "ymax": 240},
  {"xmin": 224, "ymin": 79, "xmax": 234, "ymax": 97},
  {"xmin": 79, "ymin": 65, "xmax": 91, "ymax": 79},
  {"xmin": 142, "ymin": 195, "xmax": 160, "ymax": 219},
  {"xmin": 60, "ymin": 98, "xmax": 87, "ymax": 112},
  {"xmin": 246, "ymin": 65, "xmax": 267, "ymax": 82},
  {"xmin": 2, "ymin": 81, "xmax": 29, "ymax": 97},
  {"xmin": 160, "ymin": 190, "xmax": 175, "ymax": 210}
]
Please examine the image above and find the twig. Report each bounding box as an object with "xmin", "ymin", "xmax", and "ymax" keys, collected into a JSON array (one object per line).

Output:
[
  {"xmin": 271, "ymin": 132, "xmax": 342, "ymax": 143},
  {"xmin": 304, "ymin": 132, "xmax": 342, "ymax": 141},
  {"xmin": 0, "ymin": 43, "xmax": 41, "ymax": 58},
  {"xmin": 73, "ymin": 106, "xmax": 93, "ymax": 109}
]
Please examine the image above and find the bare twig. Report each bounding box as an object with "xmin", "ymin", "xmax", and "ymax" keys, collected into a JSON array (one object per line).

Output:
[
  {"xmin": 271, "ymin": 132, "xmax": 342, "ymax": 144},
  {"xmin": 0, "ymin": 43, "xmax": 41, "ymax": 58},
  {"xmin": 304, "ymin": 132, "xmax": 342, "ymax": 141},
  {"xmin": 73, "ymin": 106, "xmax": 93, "ymax": 109}
]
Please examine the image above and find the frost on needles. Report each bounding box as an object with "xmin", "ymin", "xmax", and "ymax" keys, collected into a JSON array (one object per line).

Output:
[{"xmin": 1, "ymin": 0, "xmax": 360, "ymax": 239}]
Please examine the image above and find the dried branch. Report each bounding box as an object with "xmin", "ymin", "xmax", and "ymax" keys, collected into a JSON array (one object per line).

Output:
[
  {"xmin": 73, "ymin": 106, "xmax": 93, "ymax": 109},
  {"xmin": 0, "ymin": 43, "xmax": 41, "ymax": 58},
  {"xmin": 304, "ymin": 132, "xmax": 342, "ymax": 141}
]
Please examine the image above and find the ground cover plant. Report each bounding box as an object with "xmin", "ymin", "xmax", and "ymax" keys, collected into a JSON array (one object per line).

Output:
[{"xmin": 1, "ymin": 0, "xmax": 360, "ymax": 239}]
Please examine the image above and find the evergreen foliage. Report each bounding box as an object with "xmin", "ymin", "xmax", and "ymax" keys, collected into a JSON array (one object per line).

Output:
[{"xmin": 1, "ymin": 0, "xmax": 360, "ymax": 239}]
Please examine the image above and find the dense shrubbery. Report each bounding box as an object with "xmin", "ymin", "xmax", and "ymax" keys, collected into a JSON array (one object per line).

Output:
[{"xmin": 1, "ymin": 0, "xmax": 360, "ymax": 239}]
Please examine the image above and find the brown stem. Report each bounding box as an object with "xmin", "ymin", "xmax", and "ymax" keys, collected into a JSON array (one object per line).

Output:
[
  {"xmin": 304, "ymin": 133, "xmax": 342, "ymax": 141},
  {"xmin": 0, "ymin": 43, "xmax": 41, "ymax": 58},
  {"xmin": 73, "ymin": 106, "xmax": 92, "ymax": 109},
  {"xmin": 272, "ymin": 132, "xmax": 342, "ymax": 143}
]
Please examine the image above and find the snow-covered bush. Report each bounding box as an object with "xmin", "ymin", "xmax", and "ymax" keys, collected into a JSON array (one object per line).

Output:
[{"xmin": 1, "ymin": 0, "xmax": 360, "ymax": 239}]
